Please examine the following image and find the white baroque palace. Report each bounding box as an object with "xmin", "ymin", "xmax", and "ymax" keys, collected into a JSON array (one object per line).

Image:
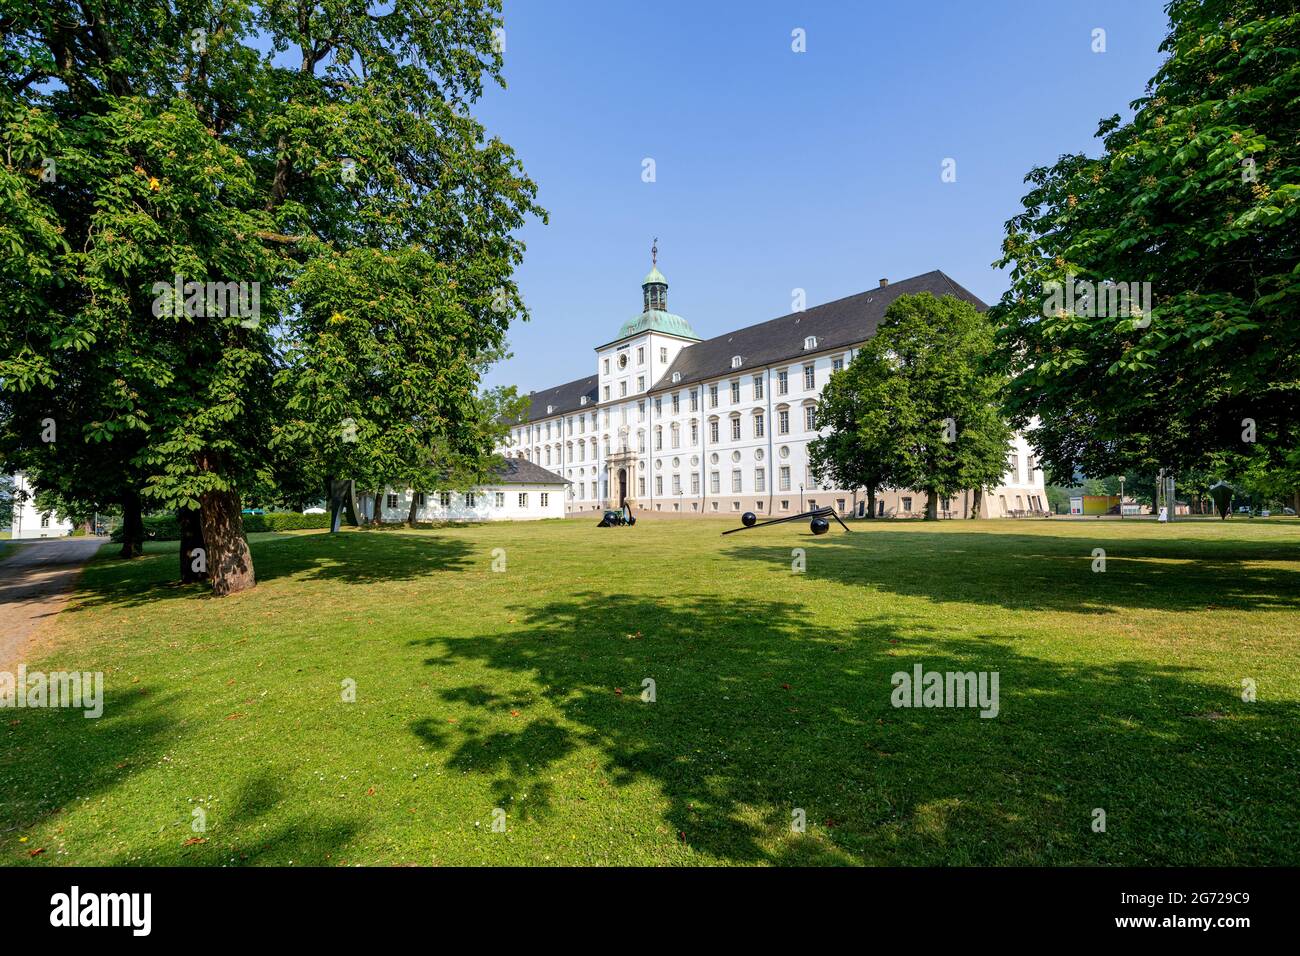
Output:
[{"xmin": 503, "ymin": 259, "xmax": 1047, "ymax": 519}]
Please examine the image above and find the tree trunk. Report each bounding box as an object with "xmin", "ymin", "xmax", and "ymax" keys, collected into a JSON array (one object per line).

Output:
[
  {"xmin": 971, "ymin": 487, "xmax": 984, "ymax": 519},
  {"xmin": 925, "ymin": 489, "xmax": 939, "ymax": 520},
  {"xmin": 407, "ymin": 492, "xmax": 419, "ymax": 527},
  {"xmin": 372, "ymin": 489, "xmax": 383, "ymax": 524},
  {"xmin": 119, "ymin": 490, "xmax": 144, "ymax": 558},
  {"xmin": 178, "ymin": 507, "xmax": 208, "ymax": 583},
  {"xmin": 199, "ymin": 489, "xmax": 255, "ymax": 596},
  {"xmin": 866, "ymin": 485, "xmax": 877, "ymax": 519}
]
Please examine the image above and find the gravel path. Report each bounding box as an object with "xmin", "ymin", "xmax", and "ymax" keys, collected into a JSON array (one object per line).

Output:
[{"xmin": 0, "ymin": 537, "xmax": 105, "ymax": 668}]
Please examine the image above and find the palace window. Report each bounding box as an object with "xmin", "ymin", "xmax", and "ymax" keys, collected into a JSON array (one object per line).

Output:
[
  {"xmin": 804, "ymin": 336, "xmax": 817, "ymax": 350},
  {"xmin": 494, "ymin": 492, "xmax": 504, "ymax": 508},
  {"xmin": 637, "ymin": 346, "xmax": 645, "ymax": 365},
  {"xmin": 540, "ymin": 493, "xmax": 549, "ymax": 507},
  {"xmin": 804, "ymin": 364, "xmax": 815, "ymax": 390},
  {"xmin": 655, "ymin": 397, "xmax": 662, "ymax": 414},
  {"xmin": 777, "ymin": 370, "xmax": 789, "ymax": 395},
  {"xmin": 655, "ymin": 476, "xmax": 663, "ymax": 495},
  {"xmin": 672, "ymin": 475, "xmax": 681, "ymax": 494},
  {"xmin": 690, "ymin": 473, "xmax": 700, "ymax": 494},
  {"xmin": 639, "ymin": 476, "xmax": 646, "ymax": 496},
  {"xmin": 755, "ymin": 467, "xmax": 766, "ymax": 492},
  {"xmin": 709, "ymin": 384, "xmax": 719, "ymax": 408},
  {"xmin": 779, "ymin": 466, "xmax": 791, "ymax": 491},
  {"xmin": 619, "ymin": 381, "xmax": 627, "ymax": 397},
  {"xmin": 660, "ymin": 347, "xmax": 668, "ymax": 363},
  {"xmin": 730, "ymin": 380, "xmax": 740, "ymax": 403},
  {"xmin": 805, "ymin": 406, "xmax": 817, "ymax": 431},
  {"xmin": 386, "ymin": 493, "xmax": 398, "ymax": 508},
  {"xmin": 637, "ymin": 375, "xmax": 645, "ymax": 391},
  {"xmin": 689, "ymin": 390, "xmax": 698, "ymax": 411},
  {"xmin": 690, "ymin": 422, "xmax": 698, "ymax": 445},
  {"xmin": 754, "ymin": 413, "xmax": 765, "ymax": 438},
  {"xmin": 518, "ymin": 492, "xmax": 528, "ymax": 508},
  {"xmin": 603, "ymin": 358, "xmax": 609, "ymax": 375},
  {"xmin": 778, "ymin": 410, "xmax": 790, "ymax": 435},
  {"xmin": 655, "ymin": 426, "xmax": 663, "ymax": 450},
  {"xmin": 466, "ymin": 492, "xmax": 476, "ymax": 508},
  {"xmin": 730, "ymin": 418, "xmax": 741, "ymax": 441},
  {"xmin": 753, "ymin": 374, "xmax": 764, "ymax": 400},
  {"xmin": 731, "ymin": 470, "xmax": 742, "ymax": 493},
  {"xmin": 671, "ymin": 424, "xmax": 680, "ymax": 449},
  {"xmin": 709, "ymin": 420, "xmax": 719, "ymax": 443},
  {"xmin": 832, "ymin": 356, "xmax": 844, "ymax": 372},
  {"xmin": 710, "ymin": 472, "xmax": 720, "ymax": 494},
  {"xmin": 439, "ymin": 492, "xmax": 451, "ymax": 508},
  {"xmin": 672, "ymin": 393, "xmax": 680, "ymax": 414}
]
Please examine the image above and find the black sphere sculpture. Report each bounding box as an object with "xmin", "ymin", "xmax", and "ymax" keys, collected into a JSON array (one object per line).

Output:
[
  {"xmin": 809, "ymin": 517, "xmax": 830, "ymax": 535},
  {"xmin": 741, "ymin": 511, "xmax": 757, "ymax": 528}
]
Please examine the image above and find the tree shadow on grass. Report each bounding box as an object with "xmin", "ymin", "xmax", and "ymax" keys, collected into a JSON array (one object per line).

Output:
[
  {"xmin": 413, "ymin": 592, "xmax": 1300, "ymax": 865},
  {"xmin": 105, "ymin": 767, "xmax": 365, "ymax": 867},
  {"xmin": 724, "ymin": 528, "xmax": 1300, "ymax": 615},
  {"xmin": 0, "ymin": 691, "xmax": 365, "ymax": 867},
  {"xmin": 0, "ymin": 687, "xmax": 180, "ymax": 859},
  {"xmin": 60, "ymin": 531, "xmax": 475, "ymax": 615}
]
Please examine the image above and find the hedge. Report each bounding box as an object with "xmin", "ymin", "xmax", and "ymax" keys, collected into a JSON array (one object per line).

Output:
[{"xmin": 111, "ymin": 511, "xmax": 331, "ymax": 543}]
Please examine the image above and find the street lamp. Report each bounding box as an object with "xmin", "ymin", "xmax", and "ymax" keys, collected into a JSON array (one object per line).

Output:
[{"xmin": 1118, "ymin": 477, "xmax": 1124, "ymax": 520}]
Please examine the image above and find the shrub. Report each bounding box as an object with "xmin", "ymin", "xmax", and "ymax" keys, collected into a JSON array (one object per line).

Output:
[{"xmin": 110, "ymin": 511, "xmax": 330, "ymax": 542}]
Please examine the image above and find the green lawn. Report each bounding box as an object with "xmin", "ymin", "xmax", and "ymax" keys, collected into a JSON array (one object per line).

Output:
[{"xmin": 3, "ymin": 517, "xmax": 1298, "ymax": 866}]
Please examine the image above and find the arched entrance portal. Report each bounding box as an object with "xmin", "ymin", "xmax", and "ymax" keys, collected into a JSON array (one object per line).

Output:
[{"xmin": 617, "ymin": 468, "xmax": 628, "ymax": 508}]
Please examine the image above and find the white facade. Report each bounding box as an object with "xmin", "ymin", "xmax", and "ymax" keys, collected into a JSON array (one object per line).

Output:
[
  {"xmin": 357, "ymin": 481, "xmax": 566, "ymax": 524},
  {"xmin": 9, "ymin": 472, "xmax": 75, "ymax": 539},
  {"xmin": 501, "ymin": 266, "xmax": 1047, "ymax": 519}
]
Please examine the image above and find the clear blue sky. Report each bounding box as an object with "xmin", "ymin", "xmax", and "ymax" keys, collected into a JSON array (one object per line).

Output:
[{"xmin": 476, "ymin": 0, "xmax": 1171, "ymax": 394}]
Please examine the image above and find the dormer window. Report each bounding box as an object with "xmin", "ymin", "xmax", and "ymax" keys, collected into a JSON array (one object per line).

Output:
[
  {"xmin": 804, "ymin": 336, "xmax": 818, "ymax": 350},
  {"xmin": 546, "ymin": 405, "xmax": 554, "ymax": 415},
  {"xmin": 580, "ymin": 396, "xmax": 589, "ymax": 406},
  {"xmin": 671, "ymin": 372, "xmax": 681, "ymax": 383},
  {"xmin": 731, "ymin": 355, "xmax": 742, "ymax": 368}
]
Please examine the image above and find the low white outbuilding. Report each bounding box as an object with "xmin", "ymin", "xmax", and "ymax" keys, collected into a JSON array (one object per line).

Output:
[
  {"xmin": 356, "ymin": 459, "xmax": 569, "ymax": 523},
  {"xmin": 8, "ymin": 472, "xmax": 75, "ymax": 539}
]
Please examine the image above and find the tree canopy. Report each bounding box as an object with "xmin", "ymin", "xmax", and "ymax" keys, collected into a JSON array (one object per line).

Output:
[
  {"xmin": 811, "ymin": 293, "xmax": 1012, "ymax": 519},
  {"xmin": 990, "ymin": 0, "xmax": 1299, "ymax": 494},
  {"xmin": 1, "ymin": 0, "xmax": 544, "ymax": 592}
]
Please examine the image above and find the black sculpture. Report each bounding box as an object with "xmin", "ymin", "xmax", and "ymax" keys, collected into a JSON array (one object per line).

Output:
[
  {"xmin": 721, "ymin": 505, "xmax": 852, "ymax": 536},
  {"xmin": 597, "ymin": 504, "xmax": 636, "ymax": 527}
]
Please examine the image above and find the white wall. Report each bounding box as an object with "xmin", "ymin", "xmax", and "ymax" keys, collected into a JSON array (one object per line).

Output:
[
  {"xmin": 503, "ymin": 344, "xmax": 1049, "ymax": 518},
  {"xmin": 358, "ymin": 484, "xmax": 567, "ymax": 523},
  {"xmin": 9, "ymin": 472, "xmax": 75, "ymax": 539}
]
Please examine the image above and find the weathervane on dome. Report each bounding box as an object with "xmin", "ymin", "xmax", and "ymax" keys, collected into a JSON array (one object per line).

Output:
[{"xmin": 651, "ymin": 237, "xmax": 658, "ymax": 267}]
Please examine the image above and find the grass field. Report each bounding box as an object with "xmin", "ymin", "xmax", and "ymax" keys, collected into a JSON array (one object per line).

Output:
[{"xmin": 3, "ymin": 516, "xmax": 1298, "ymax": 866}]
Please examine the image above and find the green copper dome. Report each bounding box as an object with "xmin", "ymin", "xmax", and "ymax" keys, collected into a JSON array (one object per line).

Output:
[
  {"xmin": 617, "ymin": 309, "xmax": 700, "ymax": 340},
  {"xmin": 643, "ymin": 265, "xmax": 668, "ymax": 286}
]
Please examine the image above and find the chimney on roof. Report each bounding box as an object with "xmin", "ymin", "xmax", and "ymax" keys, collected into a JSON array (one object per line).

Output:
[{"xmin": 879, "ymin": 278, "xmax": 889, "ymax": 288}]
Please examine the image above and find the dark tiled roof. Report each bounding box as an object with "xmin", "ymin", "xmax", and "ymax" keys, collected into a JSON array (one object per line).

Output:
[
  {"xmin": 513, "ymin": 270, "xmax": 984, "ymax": 423},
  {"xmin": 493, "ymin": 457, "xmax": 570, "ymax": 485},
  {"xmin": 650, "ymin": 270, "xmax": 985, "ymax": 392},
  {"xmin": 513, "ymin": 374, "xmax": 598, "ymax": 424}
]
